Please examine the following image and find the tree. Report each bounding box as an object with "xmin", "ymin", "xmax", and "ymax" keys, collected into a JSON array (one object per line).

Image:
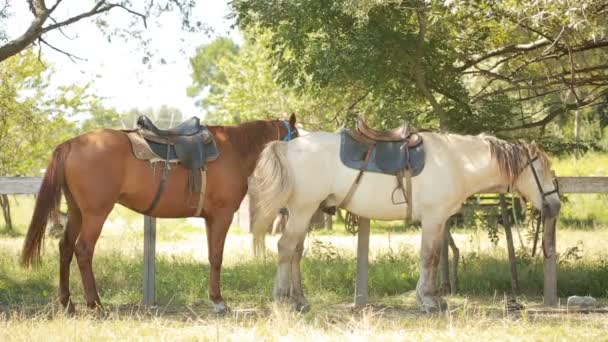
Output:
[
  {"xmin": 0, "ymin": 49, "xmax": 116, "ymax": 231},
  {"xmin": 231, "ymin": 0, "xmax": 608, "ymax": 135},
  {"xmin": 189, "ymin": 34, "xmax": 375, "ymax": 130},
  {"xmin": 187, "ymin": 37, "xmax": 239, "ymax": 112},
  {"xmin": 0, "ymin": 0, "xmax": 205, "ymax": 63}
]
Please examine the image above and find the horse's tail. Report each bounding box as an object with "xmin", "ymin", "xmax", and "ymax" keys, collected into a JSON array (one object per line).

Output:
[
  {"xmin": 250, "ymin": 141, "xmax": 294, "ymax": 257},
  {"xmin": 21, "ymin": 142, "xmax": 70, "ymax": 268}
]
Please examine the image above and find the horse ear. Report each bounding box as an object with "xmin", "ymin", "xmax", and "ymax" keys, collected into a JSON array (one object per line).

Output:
[{"xmin": 289, "ymin": 113, "xmax": 297, "ymax": 128}]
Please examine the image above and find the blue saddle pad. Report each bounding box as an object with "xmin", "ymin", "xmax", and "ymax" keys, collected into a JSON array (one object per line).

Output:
[
  {"xmin": 339, "ymin": 130, "xmax": 425, "ymax": 176},
  {"xmin": 145, "ymin": 125, "xmax": 219, "ymax": 168}
]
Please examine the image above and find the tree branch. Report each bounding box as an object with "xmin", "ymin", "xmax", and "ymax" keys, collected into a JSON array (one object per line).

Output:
[
  {"xmin": 0, "ymin": 0, "xmax": 151, "ymax": 63},
  {"xmin": 499, "ymin": 87, "xmax": 608, "ymax": 131},
  {"xmin": 0, "ymin": 0, "xmax": 49, "ymax": 63},
  {"xmin": 113, "ymin": 4, "xmax": 148, "ymax": 28},
  {"xmin": 39, "ymin": 38, "xmax": 86, "ymax": 63},
  {"xmin": 41, "ymin": 2, "xmax": 113, "ymax": 34},
  {"xmin": 456, "ymin": 38, "xmax": 550, "ymax": 72}
]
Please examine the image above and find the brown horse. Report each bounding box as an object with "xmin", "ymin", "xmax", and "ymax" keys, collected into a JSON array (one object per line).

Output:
[{"xmin": 21, "ymin": 114, "xmax": 298, "ymax": 314}]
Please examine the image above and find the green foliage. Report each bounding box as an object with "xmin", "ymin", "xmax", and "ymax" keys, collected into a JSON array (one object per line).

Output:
[
  {"xmin": 189, "ymin": 34, "xmax": 356, "ymax": 129},
  {"xmin": 0, "ymin": 50, "xmax": 75, "ymax": 176},
  {"xmin": 187, "ymin": 37, "xmax": 239, "ymax": 109},
  {"xmin": 0, "ymin": 50, "xmax": 122, "ymax": 176},
  {"xmin": 230, "ymin": 0, "xmax": 608, "ymax": 138}
]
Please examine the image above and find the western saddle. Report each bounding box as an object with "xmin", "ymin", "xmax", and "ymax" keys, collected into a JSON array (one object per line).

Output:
[
  {"xmin": 356, "ymin": 119, "xmax": 409, "ymax": 142},
  {"xmin": 355, "ymin": 119, "xmax": 421, "ymax": 147},
  {"xmin": 340, "ymin": 119, "xmax": 423, "ymax": 220},
  {"xmin": 134, "ymin": 115, "xmax": 218, "ymax": 216},
  {"xmin": 138, "ymin": 115, "xmax": 203, "ymax": 137}
]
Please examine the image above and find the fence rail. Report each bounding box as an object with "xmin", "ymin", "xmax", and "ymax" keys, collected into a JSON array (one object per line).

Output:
[{"xmin": 2, "ymin": 176, "xmax": 608, "ymax": 306}]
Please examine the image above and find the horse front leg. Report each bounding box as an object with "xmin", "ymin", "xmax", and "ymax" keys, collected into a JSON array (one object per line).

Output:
[{"xmin": 416, "ymin": 218, "xmax": 448, "ymax": 313}]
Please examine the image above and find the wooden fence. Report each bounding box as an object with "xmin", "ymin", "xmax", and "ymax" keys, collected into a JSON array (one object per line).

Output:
[
  {"xmin": 2, "ymin": 176, "xmax": 607, "ymax": 307},
  {"xmin": 354, "ymin": 176, "xmax": 608, "ymax": 307}
]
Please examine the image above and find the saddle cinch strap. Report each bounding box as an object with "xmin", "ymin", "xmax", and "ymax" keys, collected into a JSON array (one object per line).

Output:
[{"xmin": 125, "ymin": 115, "xmax": 220, "ymax": 216}]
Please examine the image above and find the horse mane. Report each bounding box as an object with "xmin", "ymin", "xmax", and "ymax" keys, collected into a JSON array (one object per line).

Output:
[
  {"xmin": 221, "ymin": 120, "xmax": 279, "ymax": 157},
  {"xmin": 483, "ymin": 135, "xmax": 552, "ymax": 183}
]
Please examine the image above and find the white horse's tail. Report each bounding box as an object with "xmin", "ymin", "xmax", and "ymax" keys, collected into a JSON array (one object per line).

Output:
[{"xmin": 250, "ymin": 141, "xmax": 294, "ymax": 257}]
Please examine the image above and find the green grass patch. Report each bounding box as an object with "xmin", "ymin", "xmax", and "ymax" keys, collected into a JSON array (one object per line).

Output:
[{"xmin": 2, "ymin": 240, "xmax": 607, "ymax": 308}]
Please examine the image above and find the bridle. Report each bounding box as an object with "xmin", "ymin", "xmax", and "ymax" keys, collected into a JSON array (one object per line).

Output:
[
  {"xmin": 278, "ymin": 120, "xmax": 298, "ymax": 141},
  {"xmin": 519, "ymin": 148, "xmax": 560, "ymax": 206}
]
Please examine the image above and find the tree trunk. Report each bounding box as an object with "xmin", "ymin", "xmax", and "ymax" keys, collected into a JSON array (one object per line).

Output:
[{"xmin": 0, "ymin": 194, "xmax": 13, "ymax": 231}]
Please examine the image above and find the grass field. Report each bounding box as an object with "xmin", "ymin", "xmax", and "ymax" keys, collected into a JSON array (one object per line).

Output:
[
  {"xmin": 1, "ymin": 203, "xmax": 608, "ymax": 340},
  {"xmin": 1, "ymin": 152, "xmax": 607, "ymax": 340}
]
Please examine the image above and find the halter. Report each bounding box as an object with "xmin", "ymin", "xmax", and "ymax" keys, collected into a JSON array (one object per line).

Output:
[
  {"xmin": 280, "ymin": 120, "xmax": 296, "ymax": 141},
  {"xmin": 521, "ymin": 148, "xmax": 559, "ymax": 205}
]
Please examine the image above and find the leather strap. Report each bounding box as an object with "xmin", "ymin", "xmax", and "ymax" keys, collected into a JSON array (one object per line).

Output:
[
  {"xmin": 405, "ymin": 168, "xmax": 412, "ymax": 221},
  {"xmin": 144, "ymin": 138, "xmax": 171, "ymax": 215},
  {"xmin": 193, "ymin": 169, "xmax": 207, "ymax": 216},
  {"xmin": 339, "ymin": 144, "xmax": 374, "ymax": 208}
]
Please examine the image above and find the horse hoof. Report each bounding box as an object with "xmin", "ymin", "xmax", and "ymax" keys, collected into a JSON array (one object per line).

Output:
[
  {"xmin": 212, "ymin": 301, "xmax": 228, "ymax": 315},
  {"xmin": 61, "ymin": 299, "xmax": 76, "ymax": 315}
]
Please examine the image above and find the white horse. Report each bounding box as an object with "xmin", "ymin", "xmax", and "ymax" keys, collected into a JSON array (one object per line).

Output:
[{"xmin": 249, "ymin": 130, "xmax": 561, "ymax": 312}]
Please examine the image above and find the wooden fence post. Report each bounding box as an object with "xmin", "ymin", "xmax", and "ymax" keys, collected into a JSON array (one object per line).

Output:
[
  {"xmin": 143, "ymin": 215, "xmax": 156, "ymax": 306},
  {"xmin": 355, "ymin": 217, "xmax": 370, "ymax": 307},
  {"xmin": 544, "ymin": 215, "xmax": 558, "ymax": 306}
]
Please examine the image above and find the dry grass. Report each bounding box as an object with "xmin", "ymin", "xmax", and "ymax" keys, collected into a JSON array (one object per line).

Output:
[
  {"xmin": 2, "ymin": 223, "xmax": 608, "ymax": 341},
  {"xmin": 2, "ymin": 299, "xmax": 608, "ymax": 341}
]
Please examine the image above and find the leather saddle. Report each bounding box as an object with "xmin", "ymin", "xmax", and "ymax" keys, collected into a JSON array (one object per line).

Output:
[
  {"xmin": 339, "ymin": 120, "xmax": 426, "ymax": 215},
  {"xmin": 356, "ymin": 119, "xmax": 421, "ymax": 146},
  {"xmin": 136, "ymin": 115, "xmax": 218, "ymax": 173},
  {"xmin": 134, "ymin": 115, "xmax": 220, "ymax": 214},
  {"xmin": 341, "ymin": 119, "xmax": 425, "ymax": 175},
  {"xmin": 138, "ymin": 115, "xmax": 203, "ymax": 137},
  {"xmin": 357, "ymin": 119, "xmax": 409, "ymax": 142}
]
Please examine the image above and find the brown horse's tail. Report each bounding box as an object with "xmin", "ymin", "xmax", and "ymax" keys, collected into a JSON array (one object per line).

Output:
[{"xmin": 21, "ymin": 142, "xmax": 70, "ymax": 268}]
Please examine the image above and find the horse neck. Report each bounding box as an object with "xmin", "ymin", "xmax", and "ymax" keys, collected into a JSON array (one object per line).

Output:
[
  {"xmin": 222, "ymin": 121, "xmax": 280, "ymax": 175},
  {"xmin": 452, "ymin": 135, "xmax": 509, "ymax": 195}
]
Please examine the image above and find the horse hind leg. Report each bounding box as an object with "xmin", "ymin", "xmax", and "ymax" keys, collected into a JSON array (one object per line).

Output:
[
  {"xmin": 290, "ymin": 238, "xmax": 309, "ymax": 312},
  {"xmin": 274, "ymin": 203, "xmax": 317, "ymax": 309},
  {"xmin": 58, "ymin": 206, "xmax": 82, "ymax": 314},
  {"xmin": 74, "ymin": 212, "xmax": 109, "ymax": 309},
  {"xmin": 416, "ymin": 218, "xmax": 448, "ymax": 313}
]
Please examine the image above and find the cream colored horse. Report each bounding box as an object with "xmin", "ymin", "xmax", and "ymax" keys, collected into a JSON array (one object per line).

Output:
[{"xmin": 249, "ymin": 131, "xmax": 561, "ymax": 312}]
